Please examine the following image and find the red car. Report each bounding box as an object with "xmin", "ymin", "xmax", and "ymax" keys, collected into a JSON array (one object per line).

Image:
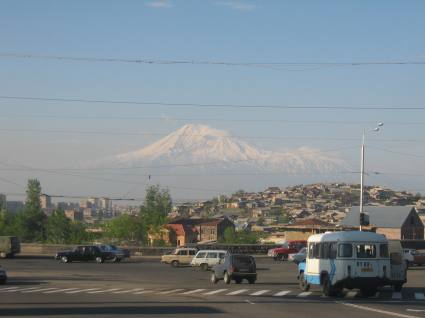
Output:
[{"xmin": 267, "ymin": 240, "xmax": 307, "ymax": 261}]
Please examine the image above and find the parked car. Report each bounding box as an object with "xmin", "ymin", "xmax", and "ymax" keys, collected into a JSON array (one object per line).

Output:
[
  {"xmin": 96, "ymin": 244, "xmax": 130, "ymax": 262},
  {"xmin": 211, "ymin": 254, "xmax": 257, "ymax": 284},
  {"xmin": 0, "ymin": 236, "xmax": 20, "ymax": 258},
  {"xmin": 191, "ymin": 250, "xmax": 227, "ymax": 270},
  {"xmin": 161, "ymin": 248, "xmax": 197, "ymax": 267},
  {"xmin": 288, "ymin": 247, "xmax": 307, "ymax": 265},
  {"xmin": 268, "ymin": 240, "xmax": 307, "ymax": 261},
  {"xmin": 0, "ymin": 265, "xmax": 7, "ymax": 284},
  {"xmin": 55, "ymin": 245, "xmax": 113, "ymax": 263},
  {"xmin": 413, "ymin": 251, "xmax": 425, "ymax": 266}
]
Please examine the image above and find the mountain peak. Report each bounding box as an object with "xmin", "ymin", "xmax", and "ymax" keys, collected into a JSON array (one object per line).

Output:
[{"xmin": 175, "ymin": 124, "xmax": 229, "ymax": 138}]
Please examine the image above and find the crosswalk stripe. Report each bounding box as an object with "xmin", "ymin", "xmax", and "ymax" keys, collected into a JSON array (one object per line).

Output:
[
  {"xmin": 297, "ymin": 292, "xmax": 312, "ymax": 297},
  {"xmin": 157, "ymin": 289, "xmax": 184, "ymax": 295},
  {"xmin": 273, "ymin": 291, "xmax": 291, "ymax": 297},
  {"xmin": 227, "ymin": 289, "xmax": 249, "ymax": 296},
  {"xmin": 13, "ymin": 287, "xmax": 39, "ymax": 292},
  {"xmin": 88, "ymin": 288, "xmax": 121, "ymax": 294},
  {"xmin": 66, "ymin": 288, "xmax": 100, "ymax": 294},
  {"xmin": 113, "ymin": 289, "xmax": 144, "ymax": 294},
  {"xmin": 345, "ymin": 291, "xmax": 358, "ymax": 298},
  {"xmin": 22, "ymin": 288, "xmax": 57, "ymax": 293},
  {"xmin": 203, "ymin": 289, "xmax": 228, "ymax": 295},
  {"xmin": 392, "ymin": 292, "xmax": 402, "ymax": 299},
  {"xmin": 43, "ymin": 288, "xmax": 79, "ymax": 294},
  {"xmin": 0, "ymin": 287, "xmax": 21, "ymax": 292},
  {"xmin": 414, "ymin": 293, "xmax": 425, "ymax": 300},
  {"xmin": 181, "ymin": 289, "xmax": 206, "ymax": 295},
  {"xmin": 250, "ymin": 290, "xmax": 270, "ymax": 296},
  {"xmin": 134, "ymin": 290, "xmax": 154, "ymax": 295}
]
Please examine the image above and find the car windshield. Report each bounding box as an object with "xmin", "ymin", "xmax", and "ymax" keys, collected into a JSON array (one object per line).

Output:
[
  {"xmin": 299, "ymin": 247, "xmax": 307, "ymax": 254},
  {"xmin": 280, "ymin": 243, "xmax": 289, "ymax": 249},
  {"xmin": 109, "ymin": 245, "xmax": 117, "ymax": 250}
]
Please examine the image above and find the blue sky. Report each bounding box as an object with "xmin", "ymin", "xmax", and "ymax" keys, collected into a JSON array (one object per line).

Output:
[{"xmin": 1, "ymin": 0, "xmax": 425, "ymax": 200}]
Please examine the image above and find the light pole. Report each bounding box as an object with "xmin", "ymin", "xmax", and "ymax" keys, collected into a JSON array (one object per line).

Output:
[{"xmin": 359, "ymin": 122, "xmax": 383, "ymax": 231}]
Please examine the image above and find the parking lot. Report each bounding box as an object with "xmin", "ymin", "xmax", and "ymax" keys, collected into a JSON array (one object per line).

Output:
[{"xmin": 0, "ymin": 255, "xmax": 425, "ymax": 318}]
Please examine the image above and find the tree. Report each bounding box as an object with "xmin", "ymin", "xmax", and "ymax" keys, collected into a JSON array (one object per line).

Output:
[
  {"xmin": 223, "ymin": 227, "xmax": 236, "ymax": 243},
  {"xmin": 103, "ymin": 214, "xmax": 145, "ymax": 244},
  {"xmin": 21, "ymin": 179, "xmax": 46, "ymax": 242},
  {"xmin": 45, "ymin": 209, "xmax": 71, "ymax": 244}
]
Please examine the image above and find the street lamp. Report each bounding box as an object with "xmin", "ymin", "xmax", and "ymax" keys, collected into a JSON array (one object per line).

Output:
[{"xmin": 359, "ymin": 122, "xmax": 383, "ymax": 231}]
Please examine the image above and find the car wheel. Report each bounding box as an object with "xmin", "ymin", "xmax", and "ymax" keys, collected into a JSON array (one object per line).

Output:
[
  {"xmin": 394, "ymin": 284, "xmax": 403, "ymax": 292},
  {"xmin": 0, "ymin": 278, "xmax": 6, "ymax": 285},
  {"xmin": 299, "ymin": 272, "xmax": 310, "ymax": 291},
  {"xmin": 280, "ymin": 254, "xmax": 288, "ymax": 261},
  {"xmin": 201, "ymin": 263, "xmax": 208, "ymax": 271},
  {"xmin": 95, "ymin": 257, "xmax": 104, "ymax": 263},
  {"xmin": 171, "ymin": 260, "xmax": 179, "ymax": 267},
  {"xmin": 211, "ymin": 273, "xmax": 218, "ymax": 284},
  {"xmin": 321, "ymin": 274, "xmax": 337, "ymax": 297},
  {"xmin": 0, "ymin": 252, "xmax": 6, "ymax": 259},
  {"xmin": 223, "ymin": 272, "xmax": 231, "ymax": 284},
  {"xmin": 112, "ymin": 256, "xmax": 120, "ymax": 263},
  {"xmin": 61, "ymin": 256, "xmax": 69, "ymax": 263},
  {"xmin": 248, "ymin": 277, "xmax": 256, "ymax": 284},
  {"xmin": 234, "ymin": 278, "xmax": 242, "ymax": 284}
]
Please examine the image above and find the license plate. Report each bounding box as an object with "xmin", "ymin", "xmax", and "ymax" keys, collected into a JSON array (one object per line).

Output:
[{"xmin": 361, "ymin": 268, "xmax": 373, "ymax": 272}]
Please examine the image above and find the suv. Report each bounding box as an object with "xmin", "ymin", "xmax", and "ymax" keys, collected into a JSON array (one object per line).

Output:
[
  {"xmin": 211, "ymin": 254, "xmax": 257, "ymax": 284},
  {"xmin": 268, "ymin": 240, "xmax": 307, "ymax": 261},
  {"xmin": 0, "ymin": 236, "xmax": 20, "ymax": 258},
  {"xmin": 191, "ymin": 250, "xmax": 227, "ymax": 270},
  {"xmin": 96, "ymin": 244, "xmax": 130, "ymax": 262},
  {"xmin": 161, "ymin": 248, "xmax": 197, "ymax": 267},
  {"xmin": 55, "ymin": 245, "xmax": 113, "ymax": 263}
]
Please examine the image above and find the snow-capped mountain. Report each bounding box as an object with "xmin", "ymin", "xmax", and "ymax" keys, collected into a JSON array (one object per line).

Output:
[{"xmin": 111, "ymin": 124, "xmax": 348, "ymax": 174}]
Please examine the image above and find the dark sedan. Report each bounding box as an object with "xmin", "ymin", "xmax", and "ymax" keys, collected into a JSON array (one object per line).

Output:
[
  {"xmin": 55, "ymin": 245, "xmax": 113, "ymax": 263},
  {"xmin": 211, "ymin": 254, "xmax": 257, "ymax": 284}
]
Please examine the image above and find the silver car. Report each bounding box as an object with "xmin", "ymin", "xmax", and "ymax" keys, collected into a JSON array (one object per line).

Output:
[{"xmin": 288, "ymin": 247, "xmax": 307, "ymax": 265}]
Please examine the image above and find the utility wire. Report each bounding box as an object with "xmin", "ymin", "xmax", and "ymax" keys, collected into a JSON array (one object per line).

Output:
[
  {"xmin": 1, "ymin": 53, "xmax": 424, "ymax": 67},
  {"xmin": 1, "ymin": 95, "xmax": 425, "ymax": 110}
]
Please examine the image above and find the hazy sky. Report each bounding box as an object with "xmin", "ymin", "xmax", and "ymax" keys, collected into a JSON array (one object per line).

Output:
[{"xmin": 1, "ymin": 0, "xmax": 425, "ymax": 201}]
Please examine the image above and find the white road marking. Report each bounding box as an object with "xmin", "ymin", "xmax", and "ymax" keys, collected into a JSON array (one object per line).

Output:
[
  {"xmin": 227, "ymin": 289, "xmax": 249, "ymax": 295},
  {"xmin": 392, "ymin": 292, "xmax": 402, "ymax": 300},
  {"xmin": 113, "ymin": 288, "xmax": 144, "ymax": 294},
  {"xmin": 181, "ymin": 289, "xmax": 206, "ymax": 295},
  {"xmin": 43, "ymin": 288, "xmax": 79, "ymax": 294},
  {"xmin": 245, "ymin": 299, "xmax": 255, "ymax": 305},
  {"xmin": 414, "ymin": 293, "xmax": 425, "ymax": 300},
  {"xmin": 0, "ymin": 287, "xmax": 21, "ymax": 291},
  {"xmin": 22, "ymin": 288, "xmax": 57, "ymax": 293},
  {"xmin": 12, "ymin": 287, "xmax": 39, "ymax": 292},
  {"xmin": 0, "ymin": 287, "xmax": 21, "ymax": 292},
  {"xmin": 345, "ymin": 291, "xmax": 358, "ymax": 298},
  {"xmin": 297, "ymin": 292, "xmax": 312, "ymax": 297},
  {"xmin": 203, "ymin": 289, "xmax": 228, "ymax": 295},
  {"xmin": 88, "ymin": 288, "xmax": 121, "ymax": 294},
  {"xmin": 340, "ymin": 302, "xmax": 421, "ymax": 318},
  {"xmin": 273, "ymin": 291, "xmax": 291, "ymax": 297},
  {"xmin": 134, "ymin": 290, "xmax": 154, "ymax": 295},
  {"xmin": 65, "ymin": 288, "xmax": 100, "ymax": 294},
  {"xmin": 407, "ymin": 309, "xmax": 425, "ymax": 313},
  {"xmin": 157, "ymin": 289, "xmax": 184, "ymax": 295},
  {"xmin": 250, "ymin": 290, "xmax": 270, "ymax": 296}
]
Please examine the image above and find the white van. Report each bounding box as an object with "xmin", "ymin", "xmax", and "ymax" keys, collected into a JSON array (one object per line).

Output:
[
  {"xmin": 191, "ymin": 250, "xmax": 227, "ymax": 270},
  {"xmin": 298, "ymin": 231, "xmax": 395, "ymax": 297}
]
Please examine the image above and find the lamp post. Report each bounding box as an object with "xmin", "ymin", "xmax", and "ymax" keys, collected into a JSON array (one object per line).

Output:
[{"xmin": 359, "ymin": 122, "xmax": 383, "ymax": 231}]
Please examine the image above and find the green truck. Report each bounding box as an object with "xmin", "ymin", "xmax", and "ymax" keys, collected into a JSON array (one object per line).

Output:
[{"xmin": 0, "ymin": 236, "xmax": 20, "ymax": 258}]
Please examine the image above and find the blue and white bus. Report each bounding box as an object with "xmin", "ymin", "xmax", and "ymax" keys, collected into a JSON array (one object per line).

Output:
[{"xmin": 298, "ymin": 231, "xmax": 404, "ymax": 297}]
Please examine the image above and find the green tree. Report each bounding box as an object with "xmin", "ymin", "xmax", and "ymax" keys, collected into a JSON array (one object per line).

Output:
[
  {"xmin": 103, "ymin": 214, "xmax": 144, "ymax": 244},
  {"xmin": 45, "ymin": 209, "xmax": 71, "ymax": 244},
  {"xmin": 222, "ymin": 228, "xmax": 259, "ymax": 244},
  {"xmin": 21, "ymin": 179, "xmax": 46, "ymax": 242},
  {"xmin": 223, "ymin": 227, "xmax": 236, "ymax": 243}
]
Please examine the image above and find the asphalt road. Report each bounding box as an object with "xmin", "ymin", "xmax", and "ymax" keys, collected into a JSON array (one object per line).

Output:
[{"xmin": 0, "ymin": 255, "xmax": 425, "ymax": 318}]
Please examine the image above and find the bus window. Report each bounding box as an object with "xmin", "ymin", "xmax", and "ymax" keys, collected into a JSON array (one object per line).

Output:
[
  {"xmin": 338, "ymin": 243, "xmax": 352, "ymax": 258},
  {"xmin": 356, "ymin": 244, "xmax": 376, "ymax": 258},
  {"xmin": 329, "ymin": 243, "xmax": 337, "ymax": 259},
  {"xmin": 380, "ymin": 244, "xmax": 389, "ymax": 258}
]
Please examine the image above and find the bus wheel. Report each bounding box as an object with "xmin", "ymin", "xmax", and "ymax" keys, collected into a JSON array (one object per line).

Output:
[
  {"xmin": 299, "ymin": 272, "xmax": 310, "ymax": 292},
  {"xmin": 394, "ymin": 284, "xmax": 403, "ymax": 292}
]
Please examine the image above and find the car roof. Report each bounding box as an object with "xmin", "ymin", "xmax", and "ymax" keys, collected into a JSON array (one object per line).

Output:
[
  {"xmin": 196, "ymin": 250, "xmax": 227, "ymax": 253},
  {"xmin": 308, "ymin": 231, "xmax": 387, "ymax": 243}
]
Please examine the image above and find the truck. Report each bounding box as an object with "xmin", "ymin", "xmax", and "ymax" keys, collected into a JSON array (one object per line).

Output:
[{"xmin": 0, "ymin": 236, "xmax": 20, "ymax": 258}]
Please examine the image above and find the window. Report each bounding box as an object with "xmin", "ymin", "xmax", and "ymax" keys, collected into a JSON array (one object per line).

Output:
[
  {"xmin": 177, "ymin": 250, "xmax": 186, "ymax": 256},
  {"xmin": 355, "ymin": 244, "xmax": 376, "ymax": 258},
  {"xmin": 189, "ymin": 250, "xmax": 196, "ymax": 256},
  {"xmin": 219, "ymin": 253, "xmax": 226, "ymax": 259},
  {"xmin": 321, "ymin": 243, "xmax": 329, "ymax": 259},
  {"xmin": 196, "ymin": 252, "xmax": 206, "ymax": 258},
  {"xmin": 329, "ymin": 243, "xmax": 337, "ymax": 259},
  {"xmin": 338, "ymin": 244, "xmax": 352, "ymax": 258},
  {"xmin": 380, "ymin": 244, "xmax": 389, "ymax": 258},
  {"xmin": 308, "ymin": 243, "xmax": 320, "ymax": 259},
  {"xmin": 207, "ymin": 252, "xmax": 218, "ymax": 258}
]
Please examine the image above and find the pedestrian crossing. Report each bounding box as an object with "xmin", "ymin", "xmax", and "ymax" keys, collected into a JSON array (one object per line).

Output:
[{"xmin": 0, "ymin": 286, "xmax": 424, "ymax": 301}]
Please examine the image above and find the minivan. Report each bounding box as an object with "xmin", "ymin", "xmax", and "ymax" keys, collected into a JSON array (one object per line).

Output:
[{"xmin": 191, "ymin": 250, "xmax": 227, "ymax": 270}]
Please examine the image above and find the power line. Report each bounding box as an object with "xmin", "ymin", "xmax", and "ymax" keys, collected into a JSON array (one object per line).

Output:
[
  {"xmin": 369, "ymin": 146, "xmax": 425, "ymax": 159},
  {"xmin": 1, "ymin": 53, "xmax": 424, "ymax": 67},
  {"xmin": 1, "ymin": 95, "xmax": 425, "ymax": 110},
  {"xmin": 1, "ymin": 114, "xmax": 425, "ymax": 126}
]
